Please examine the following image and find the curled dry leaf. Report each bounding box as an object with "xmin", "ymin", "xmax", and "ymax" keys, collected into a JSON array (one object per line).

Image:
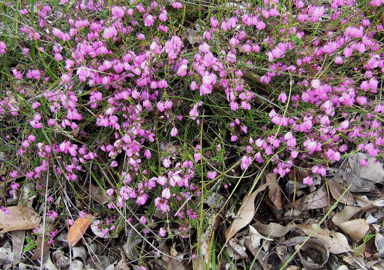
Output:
[
  {"xmin": 42, "ymin": 251, "xmax": 59, "ymax": 270},
  {"xmin": 11, "ymin": 230, "xmax": 25, "ymax": 263},
  {"xmin": 349, "ymin": 153, "xmax": 384, "ymax": 183},
  {"xmin": 297, "ymin": 224, "xmax": 351, "ymax": 254},
  {"xmin": 300, "ymin": 185, "xmax": 328, "ymax": 211},
  {"xmin": 251, "ymin": 221, "xmax": 296, "ymax": 238},
  {"xmin": 327, "ymin": 180, "xmax": 354, "ymax": 205},
  {"xmin": 52, "ymin": 249, "xmax": 70, "ymax": 269},
  {"xmin": 31, "ymin": 235, "xmax": 51, "ymax": 260},
  {"xmin": 266, "ymin": 173, "xmax": 283, "ymax": 218},
  {"xmin": 225, "ymin": 183, "xmax": 268, "ymax": 242},
  {"xmin": 0, "ymin": 206, "xmax": 41, "ymax": 233},
  {"xmin": 332, "ymin": 206, "xmax": 370, "ymax": 241},
  {"xmin": 228, "ymin": 238, "xmax": 248, "ymax": 259},
  {"xmin": 297, "ymin": 238, "xmax": 329, "ymax": 270},
  {"xmin": 86, "ymin": 184, "xmax": 113, "ymax": 205},
  {"xmin": 72, "ymin": 245, "xmax": 87, "ymax": 261},
  {"xmin": 67, "ymin": 214, "xmax": 95, "ymax": 248},
  {"xmin": 343, "ymin": 172, "xmax": 376, "ymax": 192}
]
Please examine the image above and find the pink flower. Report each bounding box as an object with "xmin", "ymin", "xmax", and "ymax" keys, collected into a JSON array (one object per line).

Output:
[
  {"xmin": 312, "ymin": 165, "xmax": 326, "ymax": 176},
  {"xmin": 10, "ymin": 171, "xmax": 18, "ymax": 178},
  {"xmin": 163, "ymin": 157, "xmax": 171, "ymax": 168},
  {"xmin": 12, "ymin": 69, "xmax": 23, "ymax": 79},
  {"xmin": 0, "ymin": 41, "xmax": 6, "ymax": 54},
  {"xmin": 140, "ymin": 216, "xmax": 147, "ymax": 225},
  {"xmin": 241, "ymin": 156, "xmax": 252, "ymax": 170},
  {"xmin": 106, "ymin": 189, "xmax": 114, "ymax": 196},
  {"xmin": 137, "ymin": 33, "xmax": 145, "ymax": 40},
  {"xmin": 144, "ymin": 149, "xmax": 151, "ymax": 159},
  {"xmin": 207, "ymin": 171, "xmax": 217, "ymax": 179},
  {"xmin": 303, "ymin": 176, "xmax": 314, "ymax": 186},
  {"xmin": 10, "ymin": 182, "xmax": 20, "ymax": 190},
  {"xmin": 157, "ymin": 175, "xmax": 167, "ymax": 186},
  {"xmin": 171, "ymin": 127, "xmax": 178, "ymax": 137},
  {"xmin": 311, "ymin": 79, "xmax": 321, "ymax": 89},
  {"xmin": 112, "ymin": 6, "xmax": 125, "ymax": 18},
  {"xmin": 304, "ymin": 139, "xmax": 321, "ymax": 154},
  {"xmin": 137, "ymin": 194, "xmax": 148, "ymax": 205},
  {"xmin": 103, "ymin": 26, "xmax": 117, "ymax": 39},
  {"xmin": 278, "ymin": 92, "xmax": 287, "ymax": 103},
  {"xmin": 47, "ymin": 210, "xmax": 58, "ymax": 219},
  {"xmin": 194, "ymin": 153, "xmax": 201, "ymax": 163},
  {"xmin": 1, "ymin": 206, "xmax": 10, "ymax": 215},
  {"xmin": 162, "ymin": 188, "xmax": 171, "ymax": 199},
  {"xmin": 359, "ymin": 159, "xmax": 368, "ymax": 166},
  {"xmin": 110, "ymin": 161, "xmax": 118, "ymax": 167},
  {"xmin": 159, "ymin": 227, "xmax": 167, "ymax": 237}
]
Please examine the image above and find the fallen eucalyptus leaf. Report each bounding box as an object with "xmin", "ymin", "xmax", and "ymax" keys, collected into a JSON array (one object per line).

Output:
[
  {"xmin": 67, "ymin": 214, "xmax": 95, "ymax": 248},
  {"xmin": 297, "ymin": 224, "xmax": 351, "ymax": 254},
  {"xmin": 31, "ymin": 235, "xmax": 51, "ymax": 260},
  {"xmin": 328, "ymin": 180, "xmax": 353, "ymax": 205},
  {"xmin": 332, "ymin": 206, "xmax": 370, "ymax": 241},
  {"xmin": 42, "ymin": 251, "xmax": 59, "ymax": 270},
  {"xmin": 52, "ymin": 249, "xmax": 70, "ymax": 269},
  {"xmin": 11, "ymin": 230, "xmax": 25, "ymax": 263},
  {"xmin": 301, "ymin": 185, "xmax": 328, "ymax": 210},
  {"xmin": 225, "ymin": 183, "xmax": 268, "ymax": 241},
  {"xmin": 228, "ymin": 238, "xmax": 248, "ymax": 259},
  {"xmin": 0, "ymin": 206, "xmax": 41, "ymax": 233},
  {"xmin": 349, "ymin": 153, "xmax": 384, "ymax": 183},
  {"xmin": 72, "ymin": 245, "xmax": 87, "ymax": 261},
  {"xmin": 251, "ymin": 221, "xmax": 296, "ymax": 238}
]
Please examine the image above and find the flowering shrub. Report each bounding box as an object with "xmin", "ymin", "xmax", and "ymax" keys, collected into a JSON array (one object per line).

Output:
[{"xmin": 0, "ymin": 0, "xmax": 384, "ymax": 262}]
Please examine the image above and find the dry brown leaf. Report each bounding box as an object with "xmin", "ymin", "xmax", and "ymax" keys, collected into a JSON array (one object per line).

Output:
[
  {"xmin": 297, "ymin": 238, "xmax": 329, "ymax": 269},
  {"xmin": 337, "ymin": 219, "xmax": 370, "ymax": 242},
  {"xmin": 42, "ymin": 251, "xmax": 59, "ymax": 270},
  {"xmin": 328, "ymin": 180, "xmax": 354, "ymax": 205},
  {"xmin": 11, "ymin": 230, "xmax": 25, "ymax": 263},
  {"xmin": 252, "ymin": 221, "xmax": 296, "ymax": 238},
  {"xmin": 332, "ymin": 206, "xmax": 370, "ymax": 241},
  {"xmin": 301, "ymin": 185, "xmax": 328, "ymax": 210},
  {"xmin": 349, "ymin": 153, "xmax": 384, "ymax": 183},
  {"xmin": 225, "ymin": 183, "xmax": 268, "ymax": 241},
  {"xmin": 0, "ymin": 206, "xmax": 41, "ymax": 233},
  {"xmin": 67, "ymin": 214, "xmax": 94, "ymax": 248},
  {"xmin": 266, "ymin": 173, "xmax": 282, "ymax": 212},
  {"xmin": 168, "ymin": 259, "xmax": 185, "ymax": 270},
  {"xmin": 228, "ymin": 238, "xmax": 248, "ymax": 259},
  {"xmin": 31, "ymin": 235, "xmax": 51, "ymax": 260},
  {"xmin": 343, "ymin": 172, "xmax": 376, "ymax": 192},
  {"xmin": 86, "ymin": 184, "xmax": 113, "ymax": 205},
  {"xmin": 297, "ymin": 224, "xmax": 351, "ymax": 254}
]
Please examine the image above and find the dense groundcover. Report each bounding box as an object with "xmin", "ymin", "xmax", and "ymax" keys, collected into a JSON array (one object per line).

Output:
[{"xmin": 1, "ymin": 0, "xmax": 384, "ymax": 269}]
